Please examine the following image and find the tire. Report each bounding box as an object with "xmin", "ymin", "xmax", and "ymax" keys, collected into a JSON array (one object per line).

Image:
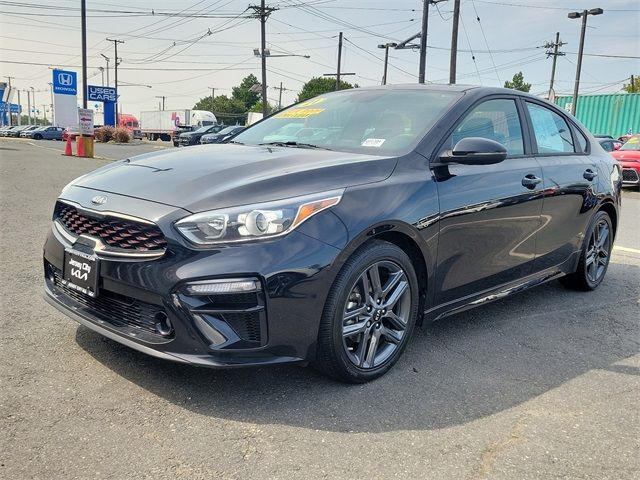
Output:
[
  {"xmin": 314, "ymin": 240, "xmax": 419, "ymax": 383},
  {"xmin": 34, "ymin": 134, "xmax": 42, "ymax": 140},
  {"xmin": 560, "ymin": 210, "xmax": 613, "ymax": 291}
]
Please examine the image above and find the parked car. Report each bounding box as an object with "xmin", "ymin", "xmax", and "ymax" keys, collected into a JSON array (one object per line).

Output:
[
  {"xmin": 0, "ymin": 126, "xmax": 15, "ymax": 136},
  {"xmin": 19, "ymin": 125, "xmax": 41, "ymax": 137},
  {"xmin": 27, "ymin": 126, "xmax": 65, "ymax": 141},
  {"xmin": 597, "ymin": 138, "xmax": 623, "ymax": 152},
  {"xmin": 611, "ymin": 134, "xmax": 640, "ymax": 189},
  {"xmin": 200, "ymin": 126, "xmax": 246, "ymax": 144},
  {"xmin": 178, "ymin": 124, "xmax": 225, "ymax": 146},
  {"xmin": 62, "ymin": 127, "xmax": 80, "ymax": 142},
  {"xmin": 43, "ymin": 85, "xmax": 620, "ymax": 383},
  {"xmin": 171, "ymin": 125, "xmax": 193, "ymax": 147},
  {"xmin": 7, "ymin": 125, "xmax": 31, "ymax": 137}
]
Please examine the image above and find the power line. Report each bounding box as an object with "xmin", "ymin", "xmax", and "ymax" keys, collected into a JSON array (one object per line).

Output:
[{"xmin": 470, "ymin": 0, "xmax": 501, "ymax": 84}]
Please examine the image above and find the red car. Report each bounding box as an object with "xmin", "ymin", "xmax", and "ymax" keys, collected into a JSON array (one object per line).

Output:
[
  {"xmin": 611, "ymin": 134, "xmax": 640, "ymax": 189},
  {"xmin": 62, "ymin": 128, "xmax": 80, "ymax": 142}
]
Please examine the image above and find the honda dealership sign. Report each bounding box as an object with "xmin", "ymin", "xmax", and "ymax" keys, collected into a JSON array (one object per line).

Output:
[
  {"xmin": 52, "ymin": 69, "xmax": 78, "ymax": 128},
  {"xmin": 53, "ymin": 70, "xmax": 77, "ymax": 95}
]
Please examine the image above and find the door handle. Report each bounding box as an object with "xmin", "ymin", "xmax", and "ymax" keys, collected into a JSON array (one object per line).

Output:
[
  {"xmin": 522, "ymin": 174, "xmax": 542, "ymax": 190},
  {"xmin": 583, "ymin": 169, "xmax": 598, "ymax": 181}
]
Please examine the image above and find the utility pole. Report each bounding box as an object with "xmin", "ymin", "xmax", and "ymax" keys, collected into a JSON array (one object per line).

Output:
[
  {"xmin": 378, "ymin": 43, "xmax": 397, "ymax": 85},
  {"xmin": 100, "ymin": 54, "xmax": 110, "ymax": 86},
  {"xmin": 631, "ymin": 75, "xmax": 636, "ymax": 91},
  {"xmin": 42, "ymin": 104, "xmax": 48, "ymax": 123},
  {"xmin": 25, "ymin": 90, "xmax": 31, "ymax": 125},
  {"xmin": 544, "ymin": 32, "xmax": 566, "ymax": 100},
  {"xmin": 31, "ymin": 87, "xmax": 36, "ymax": 124},
  {"xmin": 449, "ymin": 0, "xmax": 461, "ymax": 84},
  {"xmin": 323, "ymin": 33, "xmax": 355, "ymax": 86},
  {"xmin": 336, "ymin": 32, "xmax": 343, "ymax": 90},
  {"xmin": 249, "ymin": 2, "xmax": 277, "ymax": 117},
  {"xmin": 5, "ymin": 76, "xmax": 14, "ymax": 125},
  {"xmin": 16, "ymin": 90, "xmax": 21, "ymax": 126},
  {"xmin": 277, "ymin": 82, "xmax": 283, "ymax": 110},
  {"xmin": 48, "ymin": 82, "xmax": 54, "ymax": 126},
  {"xmin": 208, "ymin": 86, "xmax": 215, "ymax": 113},
  {"xmin": 155, "ymin": 96, "xmax": 165, "ymax": 110},
  {"xmin": 81, "ymin": 0, "xmax": 88, "ymax": 108},
  {"xmin": 106, "ymin": 38, "xmax": 124, "ymax": 122},
  {"xmin": 418, "ymin": 1, "xmax": 430, "ymax": 83}
]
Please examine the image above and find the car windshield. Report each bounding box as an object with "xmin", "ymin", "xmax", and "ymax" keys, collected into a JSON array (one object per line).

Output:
[
  {"xmin": 218, "ymin": 126, "xmax": 238, "ymax": 135},
  {"xmin": 192, "ymin": 126, "xmax": 210, "ymax": 133},
  {"xmin": 620, "ymin": 136, "xmax": 640, "ymax": 151},
  {"xmin": 234, "ymin": 89, "xmax": 461, "ymax": 155}
]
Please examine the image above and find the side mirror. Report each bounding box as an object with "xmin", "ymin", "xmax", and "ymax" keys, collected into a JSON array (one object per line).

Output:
[{"xmin": 441, "ymin": 137, "xmax": 507, "ymax": 165}]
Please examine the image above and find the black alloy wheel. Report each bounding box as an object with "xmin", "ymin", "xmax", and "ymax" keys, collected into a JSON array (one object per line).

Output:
[
  {"xmin": 560, "ymin": 210, "xmax": 613, "ymax": 291},
  {"xmin": 315, "ymin": 241, "xmax": 419, "ymax": 383}
]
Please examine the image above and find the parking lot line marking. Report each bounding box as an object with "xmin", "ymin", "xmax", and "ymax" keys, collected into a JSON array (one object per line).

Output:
[{"xmin": 614, "ymin": 246, "xmax": 640, "ymax": 254}]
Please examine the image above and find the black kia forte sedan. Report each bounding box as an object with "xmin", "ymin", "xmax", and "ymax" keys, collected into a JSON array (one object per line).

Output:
[{"xmin": 43, "ymin": 85, "xmax": 621, "ymax": 382}]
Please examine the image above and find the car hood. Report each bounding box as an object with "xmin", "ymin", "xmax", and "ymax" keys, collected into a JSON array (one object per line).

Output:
[
  {"xmin": 72, "ymin": 143, "xmax": 397, "ymax": 212},
  {"xmin": 612, "ymin": 150, "xmax": 640, "ymax": 162}
]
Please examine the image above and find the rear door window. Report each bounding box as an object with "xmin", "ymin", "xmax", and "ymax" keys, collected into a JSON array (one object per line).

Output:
[{"xmin": 526, "ymin": 102, "xmax": 576, "ymax": 154}]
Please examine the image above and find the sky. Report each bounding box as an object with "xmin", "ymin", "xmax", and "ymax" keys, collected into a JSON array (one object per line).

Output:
[{"xmin": 1, "ymin": 0, "xmax": 639, "ymax": 120}]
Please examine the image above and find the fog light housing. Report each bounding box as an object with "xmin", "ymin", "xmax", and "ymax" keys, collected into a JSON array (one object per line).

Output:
[{"xmin": 185, "ymin": 278, "xmax": 261, "ymax": 295}]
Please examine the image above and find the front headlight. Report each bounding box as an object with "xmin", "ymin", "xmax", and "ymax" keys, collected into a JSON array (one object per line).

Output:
[{"xmin": 175, "ymin": 189, "xmax": 344, "ymax": 245}]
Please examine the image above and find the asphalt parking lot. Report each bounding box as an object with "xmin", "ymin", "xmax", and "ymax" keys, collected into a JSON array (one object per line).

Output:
[{"xmin": 1, "ymin": 138, "xmax": 638, "ymax": 480}]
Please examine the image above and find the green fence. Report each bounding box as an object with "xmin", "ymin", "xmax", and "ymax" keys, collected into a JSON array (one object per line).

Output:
[{"xmin": 554, "ymin": 93, "xmax": 639, "ymax": 138}]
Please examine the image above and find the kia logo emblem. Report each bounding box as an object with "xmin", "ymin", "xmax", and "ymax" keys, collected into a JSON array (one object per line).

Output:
[
  {"xmin": 58, "ymin": 73, "xmax": 73, "ymax": 86},
  {"xmin": 91, "ymin": 195, "xmax": 107, "ymax": 205}
]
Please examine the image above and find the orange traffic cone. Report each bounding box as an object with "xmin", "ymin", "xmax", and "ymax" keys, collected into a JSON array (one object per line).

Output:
[
  {"xmin": 77, "ymin": 136, "xmax": 85, "ymax": 157},
  {"xmin": 64, "ymin": 135, "xmax": 73, "ymax": 156}
]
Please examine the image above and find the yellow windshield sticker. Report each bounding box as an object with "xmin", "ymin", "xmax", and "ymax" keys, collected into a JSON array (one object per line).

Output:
[
  {"xmin": 298, "ymin": 97, "xmax": 325, "ymax": 107},
  {"xmin": 275, "ymin": 108, "xmax": 325, "ymax": 119},
  {"xmin": 627, "ymin": 136, "xmax": 639, "ymax": 144}
]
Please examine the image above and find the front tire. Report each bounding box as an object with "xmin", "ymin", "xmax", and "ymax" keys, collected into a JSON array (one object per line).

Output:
[
  {"xmin": 560, "ymin": 210, "xmax": 613, "ymax": 291},
  {"xmin": 34, "ymin": 134, "xmax": 42, "ymax": 140},
  {"xmin": 314, "ymin": 240, "xmax": 419, "ymax": 383}
]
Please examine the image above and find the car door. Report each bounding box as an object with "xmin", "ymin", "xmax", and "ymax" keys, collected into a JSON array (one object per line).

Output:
[
  {"xmin": 523, "ymin": 101, "xmax": 598, "ymax": 271},
  {"xmin": 432, "ymin": 96, "xmax": 544, "ymax": 305}
]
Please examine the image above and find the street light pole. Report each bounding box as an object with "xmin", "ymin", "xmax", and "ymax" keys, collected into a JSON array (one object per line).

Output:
[{"xmin": 568, "ymin": 8, "xmax": 603, "ymax": 115}]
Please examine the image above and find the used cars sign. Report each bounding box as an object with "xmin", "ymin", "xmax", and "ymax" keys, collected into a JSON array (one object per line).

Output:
[{"xmin": 87, "ymin": 86, "xmax": 117, "ymax": 103}]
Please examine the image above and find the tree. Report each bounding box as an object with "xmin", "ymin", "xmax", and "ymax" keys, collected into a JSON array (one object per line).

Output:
[
  {"xmin": 622, "ymin": 76, "xmax": 639, "ymax": 93},
  {"xmin": 193, "ymin": 94, "xmax": 247, "ymax": 125},
  {"xmin": 249, "ymin": 101, "xmax": 275, "ymax": 115},
  {"xmin": 232, "ymin": 74, "xmax": 261, "ymax": 110},
  {"xmin": 504, "ymin": 71, "xmax": 531, "ymax": 92},
  {"xmin": 297, "ymin": 77, "xmax": 356, "ymax": 102}
]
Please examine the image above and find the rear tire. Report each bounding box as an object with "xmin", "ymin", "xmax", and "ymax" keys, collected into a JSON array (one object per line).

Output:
[
  {"xmin": 314, "ymin": 240, "xmax": 419, "ymax": 383},
  {"xmin": 34, "ymin": 134, "xmax": 42, "ymax": 140},
  {"xmin": 560, "ymin": 210, "xmax": 613, "ymax": 291}
]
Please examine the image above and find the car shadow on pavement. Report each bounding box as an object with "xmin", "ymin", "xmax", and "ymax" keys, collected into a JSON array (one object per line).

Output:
[{"xmin": 75, "ymin": 262, "xmax": 640, "ymax": 433}]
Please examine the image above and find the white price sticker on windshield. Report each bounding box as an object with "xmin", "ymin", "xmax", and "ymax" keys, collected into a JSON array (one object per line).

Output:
[{"xmin": 361, "ymin": 138, "xmax": 386, "ymax": 147}]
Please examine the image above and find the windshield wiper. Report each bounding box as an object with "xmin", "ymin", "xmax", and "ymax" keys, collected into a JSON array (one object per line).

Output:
[
  {"xmin": 258, "ymin": 141, "xmax": 332, "ymax": 150},
  {"xmin": 228, "ymin": 140, "xmax": 245, "ymax": 145}
]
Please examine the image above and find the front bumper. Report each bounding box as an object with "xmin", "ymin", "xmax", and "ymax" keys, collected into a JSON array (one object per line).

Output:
[
  {"xmin": 620, "ymin": 163, "xmax": 640, "ymax": 185},
  {"xmin": 43, "ymin": 190, "xmax": 346, "ymax": 368}
]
